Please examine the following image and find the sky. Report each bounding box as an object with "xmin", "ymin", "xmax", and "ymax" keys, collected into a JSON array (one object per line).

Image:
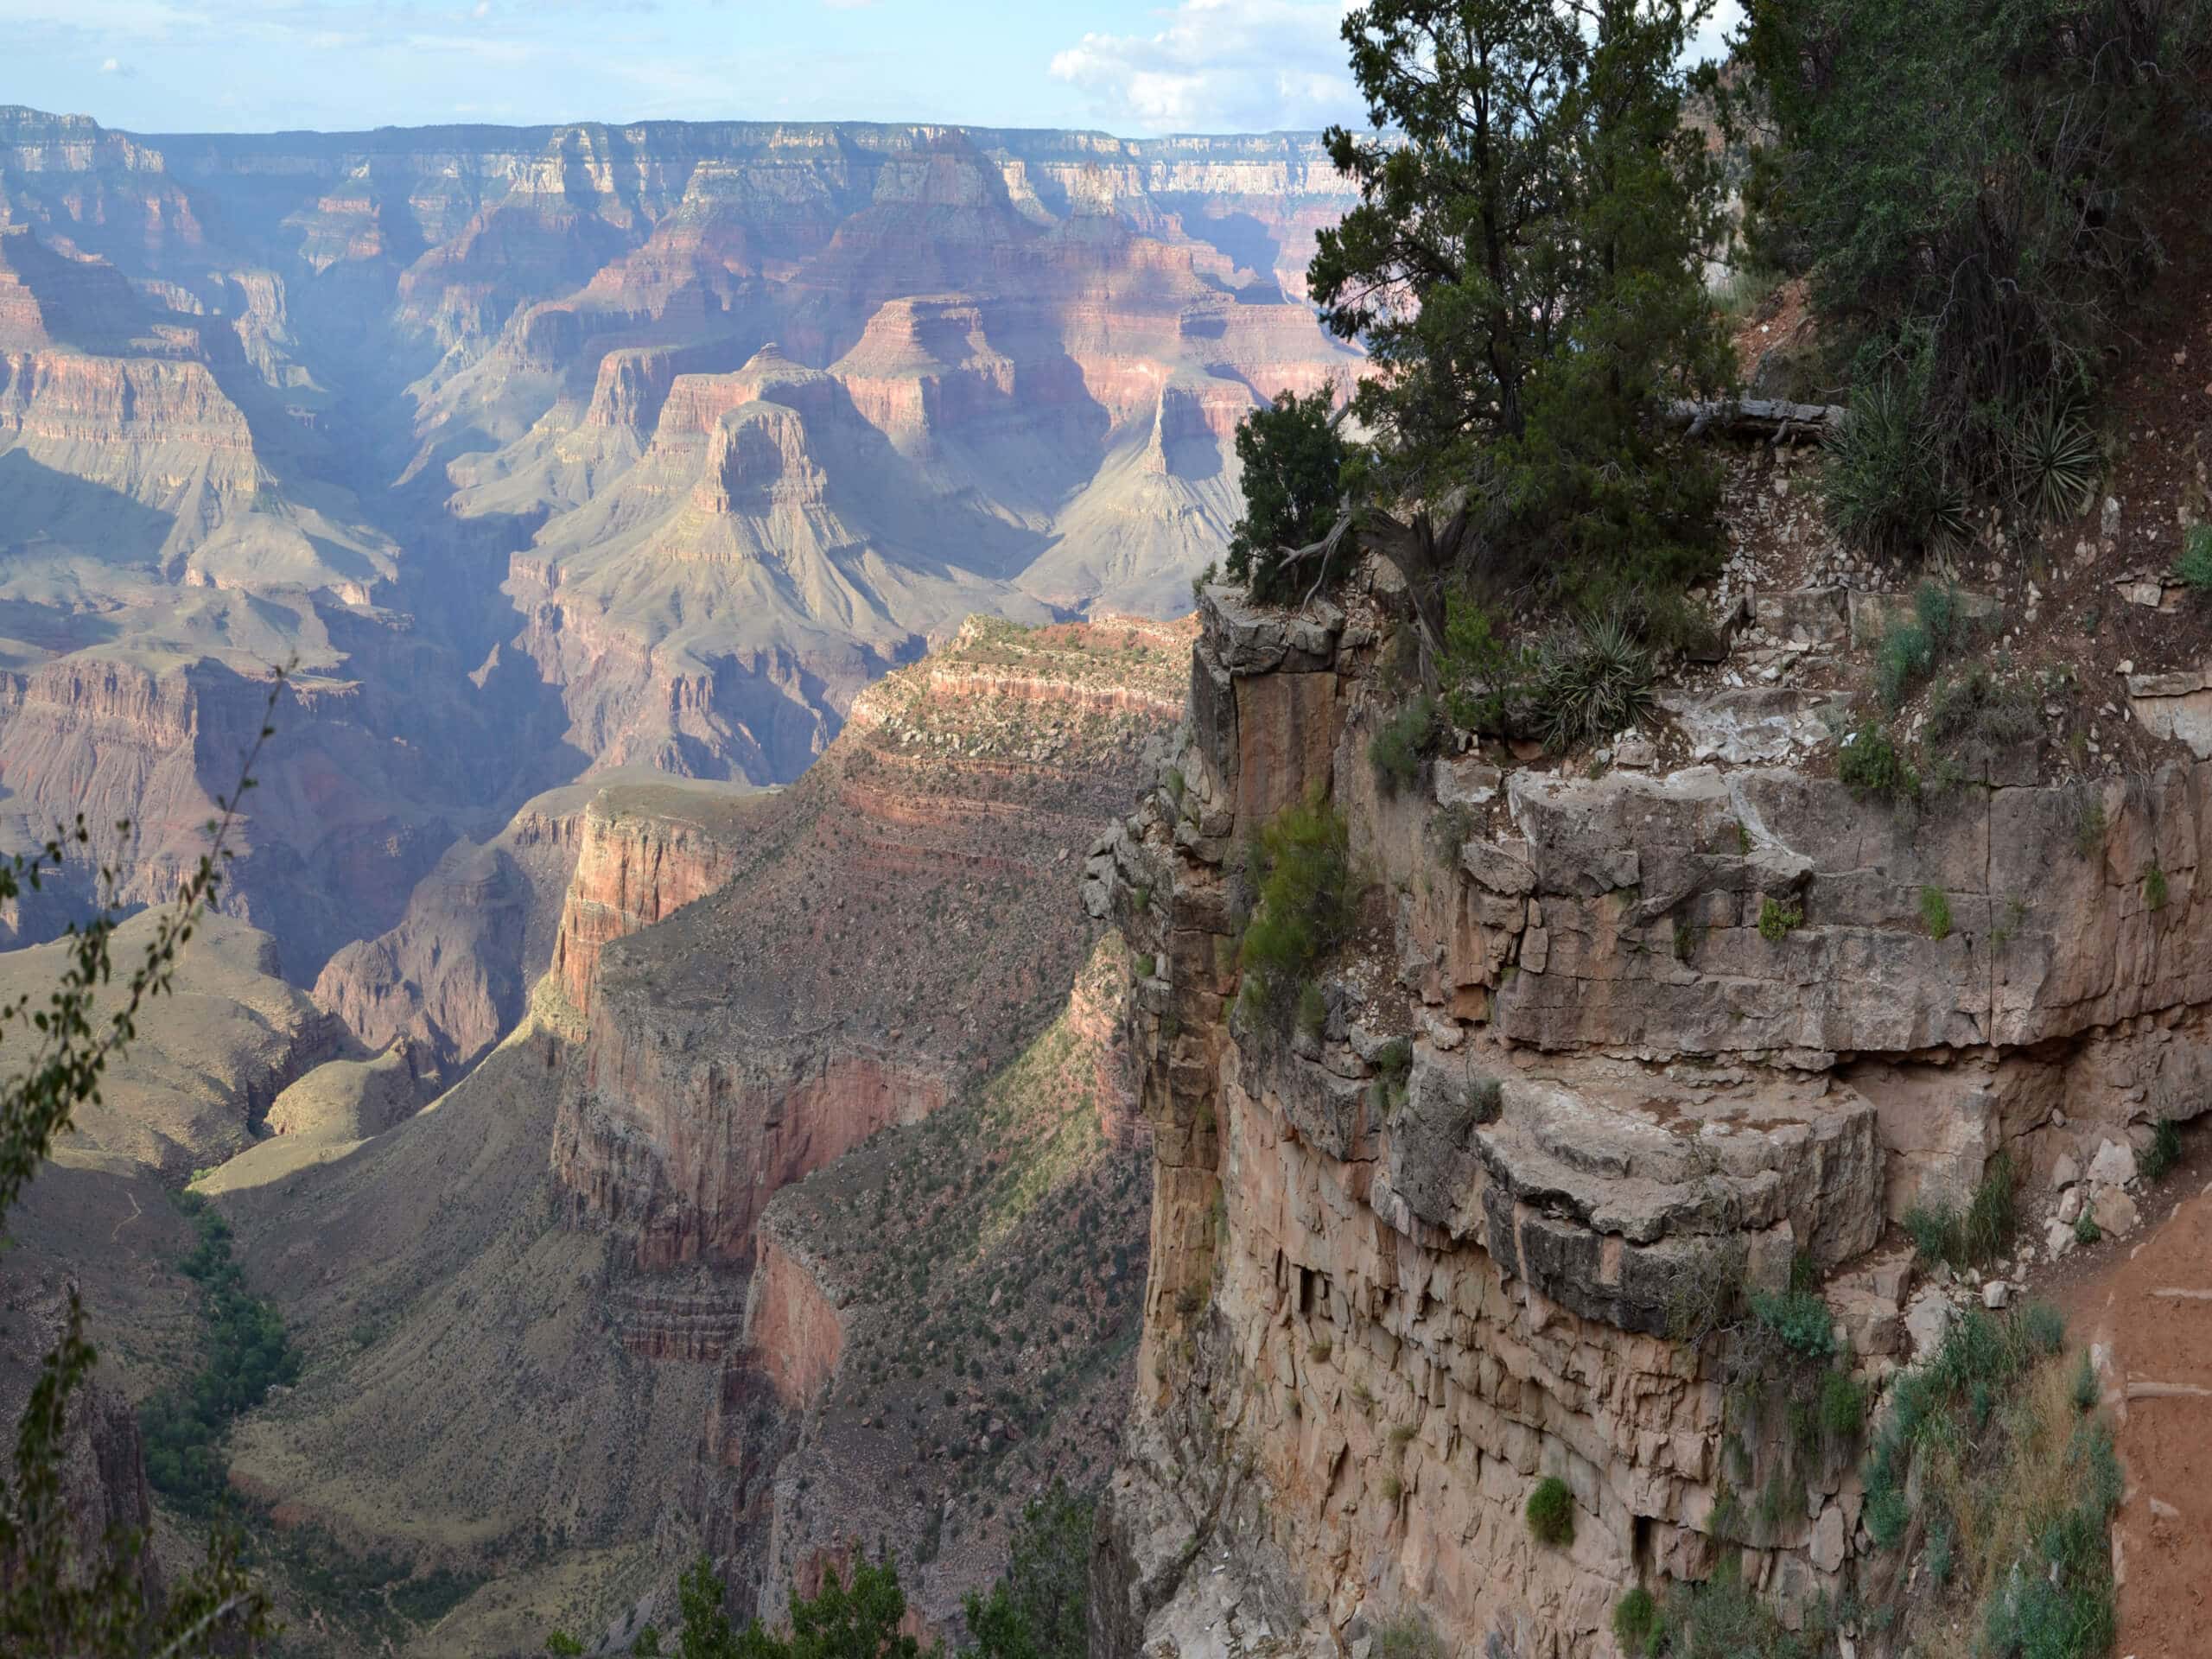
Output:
[{"xmin": 1, "ymin": 0, "xmax": 1741, "ymax": 137}]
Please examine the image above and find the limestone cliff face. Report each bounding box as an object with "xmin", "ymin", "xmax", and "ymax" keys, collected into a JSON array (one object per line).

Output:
[
  {"xmin": 1089, "ymin": 580, "xmax": 2212, "ymax": 1656},
  {"xmin": 550, "ymin": 782, "xmax": 760, "ymax": 1017},
  {"xmin": 742, "ymin": 1228, "xmax": 844, "ymax": 1409}
]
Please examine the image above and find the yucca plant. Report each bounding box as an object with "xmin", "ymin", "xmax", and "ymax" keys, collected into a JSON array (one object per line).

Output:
[
  {"xmin": 2011, "ymin": 402, "xmax": 2100, "ymax": 524},
  {"xmin": 1529, "ymin": 613, "xmax": 1654, "ymax": 751},
  {"xmin": 1826, "ymin": 378, "xmax": 1970, "ymax": 558}
]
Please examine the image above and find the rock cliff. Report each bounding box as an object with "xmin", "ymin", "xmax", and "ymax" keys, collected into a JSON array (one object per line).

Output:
[
  {"xmin": 211, "ymin": 614, "xmax": 1186, "ymax": 1650},
  {"xmin": 1087, "ymin": 575, "xmax": 2212, "ymax": 1656},
  {"xmin": 551, "ymin": 614, "xmax": 1188, "ymax": 1273},
  {"xmin": 550, "ymin": 779, "xmax": 762, "ymax": 1017}
]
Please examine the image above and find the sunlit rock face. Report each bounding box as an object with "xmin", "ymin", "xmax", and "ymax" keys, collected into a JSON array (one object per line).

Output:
[{"xmin": 0, "ymin": 107, "xmax": 1361, "ymax": 982}]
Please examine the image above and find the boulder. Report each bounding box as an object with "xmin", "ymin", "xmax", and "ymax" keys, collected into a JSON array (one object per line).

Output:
[
  {"xmin": 1434, "ymin": 756, "xmax": 1501, "ymax": 809},
  {"xmin": 1905, "ymin": 1291, "xmax": 1955, "ymax": 1360},
  {"xmin": 2090, "ymin": 1185, "xmax": 2140, "ymax": 1237},
  {"xmin": 1808, "ymin": 1502, "xmax": 1847, "ymax": 1574},
  {"xmin": 2088, "ymin": 1139, "xmax": 2136, "ymax": 1188}
]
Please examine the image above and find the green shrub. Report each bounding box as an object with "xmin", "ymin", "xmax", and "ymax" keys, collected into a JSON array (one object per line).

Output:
[
  {"xmin": 1613, "ymin": 1586, "xmax": 1659, "ymax": 1656},
  {"xmin": 1838, "ymin": 723, "xmax": 1920, "ymax": 803},
  {"xmin": 1370, "ymin": 1613, "xmax": 1446, "ymax": 1659},
  {"xmin": 1746, "ymin": 0, "xmax": 2198, "ymax": 571},
  {"xmin": 1224, "ymin": 389, "xmax": 1351, "ymax": 602},
  {"xmin": 1524, "ymin": 1477, "xmax": 1575, "ymax": 1546},
  {"xmin": 1757, "ymin": 897, "xmax": 1803, "ymax": 942},
  {"xmin": 959, "ymin": 1483, "xmax": 1094, "ymax": 1659},
  {"xmin": 1294, "ymin": 981, "xmax": 1329, "ymax": 1043},
  {"xmin": 1905, "ymin": 1200, "xmax": 1962, "ymax": 1265},
  {"xmin": 1908, "ymin": 1153, "xmax": 2016, "ymax": 1268},
  {"xmin": 1651, "ymin": 1559, "xmax": 1805, "ymax": 1659},
  {"xmin": 2022, "ymin": 1301, "xmax": 2067, "ymax": 1357},
  {"xmin": 1238, "ymin": 796, "xmax": 1354, "ymax": 1030},
  {"xmin": 2145, "ymin": 863, "xmax": 2169, "ymax": 912},
  {"xmin": 2177, "ymin": 524, "xmax": 2212, "ymax": 594},
  {"xmin": 1962, "ymin": 1151, "xmax": 2018, "ymax": 1263},
  {"xmin": 1820, "ymin": 1368, "xmax": 1867, "ymax": 1440},
  {"xmin": 2071, "ymin": 1351, "xmax": 2100, "ymax": 1411},
  {"xmin": 2139, "ymin": 1116, "xmax": 2182, "ymax": 1182},
  {"xmin": 2073, "ymin": 792, "xmax": 2107, "ymax": 858},
  {"xmin": 1920, "ymin": 885, "xmax": 1953, "ymax": 940},
  {"xmin": 1924, "ymin": 667, "xmax": 2042, "ymax": 750},
  {"xmin": 1872, "ymin": 582, "xmax": 1975, "ymax": 711},
  {"xmin": 1529, "ymin": 613, "xmax": 1654, "ymax": 751},
  {"xmin": 1665, "ymin": 1239, "xmax": 1748, "ymax": 1349},
  {"xmin": 138, "ymin": 1196, "xmax": 302, "ymax": 1514},
  {"xmin": 1370, "ymin": 1036, "xmax": 1414, "ymax": 1112},
  {"xmin": 1369, "ymin": 695, "xmax": 1443, "ymax": 793},
  {"xmin": 1750, "ymin": 1289, "xmax": 1835, "ymax": 1359},
  {"xmin": 1464, "ymin": 1077, "xmax": 1503, "ymax": 1127},
  {"xmin": 1875, "ymin": 618, "xmax": 1935, "ymax": 710},
  {"xmin": 2074, "ymin": 1212, "xmax": 2101, "ymax": 1246}
]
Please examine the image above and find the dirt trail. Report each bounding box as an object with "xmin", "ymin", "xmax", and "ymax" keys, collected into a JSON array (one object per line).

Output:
[{"xmin": 2052, "ymin": 1163, "xmax": 2212, "ymax": 1659}]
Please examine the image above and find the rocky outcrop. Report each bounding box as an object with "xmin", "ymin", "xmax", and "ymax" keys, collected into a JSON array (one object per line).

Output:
[
  {"xmin": 1090, "ymin": 579, "xmax": 2212, "ymax": 1656},
  {"xmin": 560, "ymin": 1026, "xmax": 946, "ymax": 1271},
  {"xmin": 742, "ymin": 1229, "xmax": 844, "ymax": 1408},
  {"xmin": 746, "ymin": 935, "xmax": 1154, "ymax": 1641},
  {"xmin": 550, "ymin": 779, "xmax": 759, "ymax": 1016},
  {"xmin": 551, "ymin": 614, "xmax": 1189, "ymax": 1273},
  {"xmin": 312, "ymin": 781, "xmax": 604, "ymax": 1087}
]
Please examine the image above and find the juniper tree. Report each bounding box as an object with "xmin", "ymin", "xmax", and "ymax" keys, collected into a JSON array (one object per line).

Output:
[{"xmin": 1308, "ymin": 0, "xmax": 1735, "ymax": 609}]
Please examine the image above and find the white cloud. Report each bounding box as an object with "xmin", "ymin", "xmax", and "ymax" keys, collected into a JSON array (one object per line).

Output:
[
  {"xmin": 100, "ymin": 55, "xmax": 121, "ymax": 71},
  {"xmin": 1048, "ymin": 0, "xmax": 1361, "ymax": 135}
]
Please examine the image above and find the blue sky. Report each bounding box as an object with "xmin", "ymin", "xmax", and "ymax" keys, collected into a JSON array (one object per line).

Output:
[{"xmin": 3, "ymin": 0, "xmax": 1739, "ymax": 137}]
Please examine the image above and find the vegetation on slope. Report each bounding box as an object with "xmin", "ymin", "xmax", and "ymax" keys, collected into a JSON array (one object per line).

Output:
[
  {"xmin": 1743, "ymin": 0, "xmax": 2209, "ymax": 554},
  {"xmin": 760, "ymin": 939, "xmax": 1148, "ymax": 1580},
  {"xmin": 1313, "ymin": 0, "xmax": 1735, "ymax": 610},
  {"xmin": 556, "ymin": 1487, "xmax": 1094, "ymax": 1658},
  {"xmin": 0, "ymin": 707, "xmax": 281, "ymax": 1653},
  {"xmin": 137, "ymin": 1195, "xmax": 301, "ymax": 1513}
]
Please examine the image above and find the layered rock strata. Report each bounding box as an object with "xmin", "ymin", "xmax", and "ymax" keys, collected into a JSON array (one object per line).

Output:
[
  {"xmin": 1090, "ymin": 579, "xmax": 2212, "ymax": 1656},
  {"xmin": 551, "ymin": 615, "xmax": 1188, "ymax": 1273}
]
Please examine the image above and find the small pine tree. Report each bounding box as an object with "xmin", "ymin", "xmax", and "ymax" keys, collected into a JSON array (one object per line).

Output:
[{"xmin": 1225, "ymin": 390, "xmax": 1351, "ymax": 602}]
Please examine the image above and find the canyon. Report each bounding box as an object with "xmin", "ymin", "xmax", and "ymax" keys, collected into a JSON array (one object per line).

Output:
[
  {"xmin": 0, "ymin": 613, "xmax": 1181, "ymax": 1654},
  {"xmin": 5, "ymin": 77, "xmax": 2208, "ymax": 1659},
  {"xmin": 0, "ymin": 105, "xmax": 1361, "ymax": 988},
  {"xmin": 0, "ymin": 99, "xmax": 1357, "ymax": 1651}
]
